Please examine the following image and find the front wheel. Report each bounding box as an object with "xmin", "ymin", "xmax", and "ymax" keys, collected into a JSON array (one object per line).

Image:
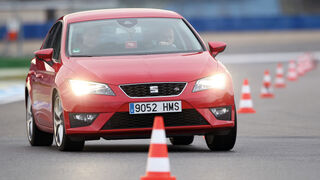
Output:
[
  {"xmin": 53, "ymin": 93, "xmax": 84, "ymax": 151},
  {"xmin": 205, "ymin": 113, "xmax": 237, "ymax": 151},
  {"xmin": 26, "ymin": 95, "xmax": 53, "ymax": 146}
]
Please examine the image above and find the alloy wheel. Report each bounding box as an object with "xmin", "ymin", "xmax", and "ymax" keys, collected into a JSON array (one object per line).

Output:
[
  {"xmin": 54, "ymin": 96, "xmax": 64, "ymax": 147},
  {"xmin": 26, "ymin": 96, "xmax": 33, "ymax": 142}
]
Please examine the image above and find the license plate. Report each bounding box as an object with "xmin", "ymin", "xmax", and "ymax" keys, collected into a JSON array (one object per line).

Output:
[{"xmin": 129, "ymin": 101, "xmax": 182, "ymax": 114}]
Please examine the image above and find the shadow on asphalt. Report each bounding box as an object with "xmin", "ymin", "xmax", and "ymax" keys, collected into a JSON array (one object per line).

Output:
[
  {"xmin": 82, "ymin": 144, "xmax": 214, "ymax": 153},
  {"xmin": 18, "ymin": 139, "xmax": 236, "ymax": 154},
  {"xmin": 28, "ymin": 144, "xmax": 236, "ymax": 153}
]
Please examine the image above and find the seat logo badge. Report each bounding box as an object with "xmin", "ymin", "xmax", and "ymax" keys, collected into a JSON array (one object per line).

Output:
[
  {"xmin": 174, "ymin": 87, "xmax": 180, "ymax": 92},
  {"xmin": 150, "ymin": 86, "xmax": 159, "ymax": 93}
]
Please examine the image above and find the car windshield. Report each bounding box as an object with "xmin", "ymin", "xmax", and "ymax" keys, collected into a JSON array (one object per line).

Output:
[{"xmin": 67, "ymin": 18, "xmax": 203, "ymax": 56}]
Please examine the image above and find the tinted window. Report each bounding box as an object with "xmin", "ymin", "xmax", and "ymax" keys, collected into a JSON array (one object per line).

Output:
[
  {"xmin": 51, "ymin": 22, "xmax": 62, "ymax": 60},
  {"xmin": 42, "ymin": 22, "xmax": 62, "ymax": 60},
  {"xmin": 42, "ymin": 23, "xmax": 57, "ymax": 49},
  {"xmin": 67, "ymin": 18, "xmax": 203, "ymax": 56}
]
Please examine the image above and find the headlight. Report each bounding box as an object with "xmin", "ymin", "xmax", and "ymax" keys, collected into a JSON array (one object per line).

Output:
[
  {"xmin": 69, "ymin": 80, "xmax": 115, "ymax": 96},
  {"xmin": 193, "ymin": 74, "xmax": 226, "ymax": 92}
]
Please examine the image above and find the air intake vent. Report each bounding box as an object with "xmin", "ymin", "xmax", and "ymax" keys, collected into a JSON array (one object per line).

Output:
[{"xmin": 102, "ymin": 109, "xmax": 209, "ymax": 130}]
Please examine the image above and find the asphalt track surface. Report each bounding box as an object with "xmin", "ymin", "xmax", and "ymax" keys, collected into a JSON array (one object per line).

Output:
[{"xmin": 0, "ymin": 59, "xmax": 320, "ymax": 180}]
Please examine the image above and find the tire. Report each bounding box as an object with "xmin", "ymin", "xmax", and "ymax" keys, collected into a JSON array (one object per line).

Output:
[
  {"xmin": 53, "ymin": 93, "xmax": 84, "ymax": 151},
  {"xmin": 205, "ymin": 112, "xmax": 237, "ymax": 151},
  {"xmin": 26, "ymin": 94, "xmax": 53, "ymax": 146},
  {"xmin": 169, "ymin": 136, "xmax": 194, "ymax": 145}
]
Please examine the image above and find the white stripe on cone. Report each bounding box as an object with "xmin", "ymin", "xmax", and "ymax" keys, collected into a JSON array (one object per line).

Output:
[
  {"xmin": 264, "ymin": 75, "xmax": 271, "ymax": 82},
  {"xmin": 239, "ymin": 99, "xmax": 253, "ymax": 108},
  {"xmin": 150, "ymin": 130, "xmax": 167, "ymax": 144},
  {"xmin": 275, "ymin": 78, "xmax": 285, "ymax": 84},
  {"xmin": 275, "ymin": 64, "xmax": 285, "ymax": 85},
  {"xmin": 146, "ymin": 158, "xmax": 170, "ymax": 172},
  {"xmin": 289, "ymin": 62, "xmax": 296, "ymax": 69},
  {"xmin": 287, "ymin": 61, "xmax": 297, "ymax": 79},
  {"xmin": 241, "ymin": 85, "xmax": 250, "ymax": 93},
  {"xmin": 261, "ymin": 86, "xmax": 273, "ymax": 94},
  {"xmin": 297, "ymin": 63, "xmax": 304, "ymax": 74},
  {"xmin": 276, "ymin": 68, "xmax": 284, "ymax": 74},
  {"xmin": 288, "ymin": 71, "xmax": 296, "ymax": 77}
]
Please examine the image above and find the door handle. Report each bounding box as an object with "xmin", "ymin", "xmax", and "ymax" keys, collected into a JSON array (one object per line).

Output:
[{"xmin": 36, "ymin": 74, "xmax": 44, "ymax": 79}]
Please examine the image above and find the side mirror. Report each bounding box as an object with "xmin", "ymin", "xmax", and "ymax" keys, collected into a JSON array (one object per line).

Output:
[
  {"xmin": 34, "ymin": 48, "xmax": 54, "ymax": 65},
  {"xmin": 208, "ymin": 41, "xmax": 226, "ymax": 58}
]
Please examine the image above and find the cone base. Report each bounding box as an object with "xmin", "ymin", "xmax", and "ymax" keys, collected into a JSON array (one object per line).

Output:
[
  {"xmin": 237, "ymin": 108, "xmax": 256, "ymax": 114},
  {"xmin": 260, "ymin": 93, "xmax": 274, "ymax": 98},
  {"xmin": 141, "ymin": 175, "xmax": 176, "ymax": 180},
  {"xmin": 287, "ymin": 77, "xmax": 298, "ymax": 81},
  {"xmin": 275, "ymin": 84, "xmax": 286, "ymax": 88}
]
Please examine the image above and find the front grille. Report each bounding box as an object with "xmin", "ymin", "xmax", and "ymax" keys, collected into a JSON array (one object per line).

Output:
[
  {"xmin": 101, "ymin": 109, "xmax": 209, "ymax": 130},
  {"xmin": 120, "ymin": 82, "xmax": 186, "ymax": 97}
]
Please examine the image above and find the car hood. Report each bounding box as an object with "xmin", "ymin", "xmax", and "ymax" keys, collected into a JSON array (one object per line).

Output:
[{"xmin": 64, "ymin": 52, "xmax": 219, "ymax": 85}]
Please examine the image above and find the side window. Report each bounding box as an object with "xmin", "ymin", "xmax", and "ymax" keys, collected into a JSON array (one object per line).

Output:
[
  {"xmin": 42, "ymin": 23, "xmax": 58, "ymax": 49},
  {"xmin": 52, "ymin": 22, "xmax": 62, "ymax": 60},
  {"xmin": 41, "ymin": 21, "xmax": 62, "ymax": 61}
]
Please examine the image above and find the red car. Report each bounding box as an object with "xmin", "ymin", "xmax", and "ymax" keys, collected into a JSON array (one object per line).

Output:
[{"xmin": 25, "ymin": 9, "xmax": 237, "ymax": 151}]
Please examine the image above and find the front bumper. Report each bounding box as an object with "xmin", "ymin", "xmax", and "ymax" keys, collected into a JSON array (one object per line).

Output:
[{"xmin": 60, "ymin": 80, "xmax": 235, "ymax": 138}]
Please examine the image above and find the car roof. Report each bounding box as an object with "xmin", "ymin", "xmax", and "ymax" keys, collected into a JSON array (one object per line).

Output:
[{"xmin": 63, "ymin": 8, "xmax": 183, "ymax": 24}]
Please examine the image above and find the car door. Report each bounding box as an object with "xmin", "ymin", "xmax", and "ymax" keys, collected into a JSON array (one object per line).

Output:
[{"xmin": 32, "ymin": 21, "xmax": 62, "ymax": 128}]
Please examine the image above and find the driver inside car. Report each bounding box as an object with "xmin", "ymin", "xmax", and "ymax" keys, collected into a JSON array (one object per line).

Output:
[{"xmin": 158, "ymin": 26, "xmax": 177, "ymax": 48}]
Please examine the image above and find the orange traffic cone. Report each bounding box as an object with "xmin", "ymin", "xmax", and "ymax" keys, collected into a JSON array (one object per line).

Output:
[
  {"xmin": 297, "ymin": 58, "xmax": 305, "ymax": 76},
  {"xmin": 260, "ymin": 70, "xmax": 274, "ymax": 98},
  {"xmin": 305, "ymin": 53, "xmax": 313, "ymax": 72},
  {"xmin": 302, "ymin": 53, "xmax": 314, "ymax": 72},
  {"xmin": 308, "ymin": 53, "xmax": 317, "ymax": 70},
  {"xmin": 274, "ymin": 63, "xmax": 286, "ymax": 88},
  {"xmin": 287, "ymin": 60, "xmax": 298, "ymax": 81},
  {"xmin": 237, "ymin": 79, "xmax": 256, "ymax": 114},
  {"xmin": 141, "ymin": 116, "xmax": 176, "ymax": 180}
]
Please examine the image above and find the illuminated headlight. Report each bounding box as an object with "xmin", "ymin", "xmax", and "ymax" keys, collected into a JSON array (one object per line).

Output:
[
  {"xmin": 193, "ymin": 74, "xmax": 227, "ymax": 92},
  {"xmin": 69, "ymin": 80, "xmax": 115, "ymax": 96}
]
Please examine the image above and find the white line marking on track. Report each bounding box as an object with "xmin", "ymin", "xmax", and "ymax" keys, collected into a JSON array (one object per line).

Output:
[
  {"xmin": 219, "ymin": 51, "xmax": 320, "ymax": 64},
  {"xmin": 0, "ymin": 84, "xmax": 25, "ymax": 105}
]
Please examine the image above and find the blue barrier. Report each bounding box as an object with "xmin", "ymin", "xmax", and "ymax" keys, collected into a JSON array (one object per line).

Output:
[
  {"xmin": 0, "ymin": 26, "xmax": 6, "ymax": 39},
  {"xmin": 0, "ymin": 22, "xmax": 53, "ymax": 40},
  {"xmin": 0, "ymin": 16, "xmax": 320, "ymax": 40},
  {"xmin": 188, "ymin": 15, "xmax": 320, "ymax": 32},
  {"xmin": 23, "ymin": 22, "xmax": 53, "ymax": 39}
]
